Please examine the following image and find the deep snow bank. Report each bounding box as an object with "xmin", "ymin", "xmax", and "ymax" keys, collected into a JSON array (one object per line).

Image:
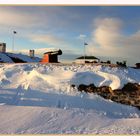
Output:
[{"xmin": 0, "ymin": 63, "xmax": 140, "ymax": 134}]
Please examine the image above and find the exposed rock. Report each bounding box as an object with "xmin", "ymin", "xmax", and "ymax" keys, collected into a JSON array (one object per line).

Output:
[
  {"xmin": 71, "ymin": 84, "xmax": 76, "ymax": 89},
  {"xmin": 122, "ymin": 83, "xmax": 139, "ymax": 92},
  {"xmin": 96, "ymin": 86, "xmax": 114, "ymax": 94},
  {"xmin": 86, "ymin": 84, "xmax": 96, "ymax": 93},
  {"xmin": 78, "ymin": 84, "xmax": 88, "ymax": 92},
  {"xmin": 95, "ymin": 86, "xmax": 114, "ymax": 99},
  {"xmin": 75, "ymin": 82, "xmax": 140, "ymax": 110}
]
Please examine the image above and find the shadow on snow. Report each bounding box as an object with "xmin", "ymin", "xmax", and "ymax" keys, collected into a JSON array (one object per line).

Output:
[{"xmin": 0, "ymin": 88, "xmax": 139, "ymax": 119}]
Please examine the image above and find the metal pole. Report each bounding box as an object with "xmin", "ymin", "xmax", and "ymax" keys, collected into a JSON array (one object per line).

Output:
[
  {"xmin": 12, "ymin": 32, "xmax": 14, "ymax": 53},
  {"xmin": 84, "ymin": 43, "xmax": 85, "ymax": 64}
]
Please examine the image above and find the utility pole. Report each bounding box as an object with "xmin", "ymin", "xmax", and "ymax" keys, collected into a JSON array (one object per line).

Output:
[
  {"xmin": 84, "ymin": 42, "xmax": 88, "ymax": 64},
  {"xmin": 12, "ymin": 31, "xmax": 17, "ymax": 53}
]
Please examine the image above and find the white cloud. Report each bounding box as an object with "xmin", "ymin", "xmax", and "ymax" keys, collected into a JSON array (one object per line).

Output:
[
  {"xmin": 19, "ymin": 33, "xmax": 81, "ymax": 57},
  {"xmin": 87, "ymin": 17, "xmax": 140, "ymax": 62},
  {"xmin": 28, "ymin": 34, "xmax": 64, "ymax": 46},
  {"xmin": 0, "ymin": 8, "xmax": 40, "ymax": 29},
  {"xmin": 93, "ymin": 18, "xmax": 122, "ymax": 47}
]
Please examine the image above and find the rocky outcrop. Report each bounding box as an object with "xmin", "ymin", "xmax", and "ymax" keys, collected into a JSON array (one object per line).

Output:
[
  {"xmin": 122, "ymin": 83, "xmax": 139, "ymax": 92},
  {"xmin": 113, "ymin": 83, "xmax": 140, "ymax": 109},
  {"xmin": 72, "ymin": 83, "xmax": 140, "ymax": 110}
]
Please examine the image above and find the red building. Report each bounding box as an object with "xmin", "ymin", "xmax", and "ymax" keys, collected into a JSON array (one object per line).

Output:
[
  {"xmin": 136, "ymin": 63, "xmax": 140, "ymax": 69},
  {"xmin": 41, "ymin": 49, "xmax": 62, "ymax": 63}
]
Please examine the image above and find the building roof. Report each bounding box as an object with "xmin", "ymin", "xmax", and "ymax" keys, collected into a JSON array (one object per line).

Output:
[
  {"xmin": 0, "ymin": 52, "xmax": 41, "ymax": 63},
  {"xmin": 136, "ymin": 63, "xmax": 140, "ymax": 67},
  {"xmin": 44, "ymin": 49, "xmax": 62, "ymax": 55},
  {"xmin": 76, "ymin": 56, "xmax": 99, "ymax": 60},
  {"xmin": 136, "ymin": 63, "xmax": 140, "ymax": 65}
]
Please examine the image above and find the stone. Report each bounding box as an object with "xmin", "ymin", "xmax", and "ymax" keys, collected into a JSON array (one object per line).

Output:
[
  {"xmin": 86, "ymin": 84, "xmax": 96, "ymax": 93},
  {"xmin": 78, "ymin": 84, "xmax": 88, "ymax": 92},
  {"xmin": 71, "ymin": 84, "xmax": 76, "ymax": 88},
  {"xmin": 122, "ymin": 83, "xmax": 139, "ymax": 92},
  {"xmin": 98, "ymin": 86, "xmax": 113, "ymax": 94}
]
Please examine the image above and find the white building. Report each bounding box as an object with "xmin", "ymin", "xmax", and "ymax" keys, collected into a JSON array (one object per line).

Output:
[{"xmin": 74, "ymin": 56, "xmax": 100, "ymax": 64}]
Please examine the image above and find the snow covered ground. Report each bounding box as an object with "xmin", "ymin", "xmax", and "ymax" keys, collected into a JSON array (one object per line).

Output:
[{"xmin": 0, "ymin": 63, "xmax": 140, "ymax": 134}]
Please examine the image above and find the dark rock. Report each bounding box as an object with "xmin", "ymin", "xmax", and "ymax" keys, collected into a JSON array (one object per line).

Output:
[
  {"xmin": 95, "ymin": 87, "xmax": 101, "ymax": 93},
  {"xmin": 86, "ymin": 84, "xmax": 96, "ymax": 93},
  {"xmin": 134, "ymin": 100, "xmax": 140, "ymax": 105},
  {"xmin": 122, "ymin": 83, "xmax": 139, "ymax": 92},
  {"xmin": 77, "ymin": 82, "xmax": 140, "ymax": 110},
  {"xmin": 78, "ymin": 84, "xmax": 88, "ymax": 92},
  {"xmin": 119, "ymin": 99, "xmax": 133, "ymax": 106},
  {"xmin": 71, "ymin": 84, "xmax": 76, "ymax": 88},
  {"xmin": 111, "ymin": 95, "xmax": 120, "ymax": 101},
  {"xmin": 113, "ymin": 89, "xmax": 122, "ymax": 95},
  {"xmin": 97, "ymin": 86, "xmax": 114, "ymax": 94}
]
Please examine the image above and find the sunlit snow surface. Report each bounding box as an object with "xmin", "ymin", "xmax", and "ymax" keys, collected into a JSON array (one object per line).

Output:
[{"xmin": 0, "ymin": 63, "xmax": 140, "ymax": 134}]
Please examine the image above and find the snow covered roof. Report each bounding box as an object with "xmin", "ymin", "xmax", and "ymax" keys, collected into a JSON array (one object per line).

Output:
[
  {"xmin": 76, "ymin": 56, "xmax": 99, "ymax": 60},
  {"xmin": 0, "ymin": 52, "xmax": 41, "ymax": 63},
  {"xmin": 44, "ymin": 48, "xmax": 62, "ymax": 55},
  {"xmin": 0, "ymin": 53, "xmax": 13, "ymax": 63},
  {"xmin": 44, "ymin": 48, "xmax": 60, "ymax": 52}
]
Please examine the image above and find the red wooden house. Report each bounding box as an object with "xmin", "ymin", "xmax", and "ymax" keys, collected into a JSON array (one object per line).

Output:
[{"xmin": 41, "ymin": 49, "xmax": 62, "ymax": 63}]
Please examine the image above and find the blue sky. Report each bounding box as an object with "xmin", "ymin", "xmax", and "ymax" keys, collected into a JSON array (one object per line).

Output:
[{"xmin": 0, "ymin": 6, "xmax": 140, "ymax": 65}]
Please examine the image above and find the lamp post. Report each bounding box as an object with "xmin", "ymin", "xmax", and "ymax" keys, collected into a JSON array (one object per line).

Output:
[
  {"xmin": 12, "ymin": 31, "xmax": 17, "ymax": 53},
  {"xmin": 84, "ymin": 42, "xmax": 88, "ymax": 64}
]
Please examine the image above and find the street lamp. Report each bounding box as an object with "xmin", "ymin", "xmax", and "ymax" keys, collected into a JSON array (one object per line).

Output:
[
  {"xmin": 84, "ymin": 42, "xmax": 88, "ymax": 63},
  {"xmin": 12, "ymin": 31, "xmax": 17, "ymax": 53}
]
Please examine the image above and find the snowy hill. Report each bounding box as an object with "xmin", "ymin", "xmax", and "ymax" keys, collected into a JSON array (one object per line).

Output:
[
  {"xmin": 0, "ymin": 63, "xmax": 140, "ymax": 134},
  {"xmin": 0, "ymin": 52, "xmax": 41, "ymax": 63}
]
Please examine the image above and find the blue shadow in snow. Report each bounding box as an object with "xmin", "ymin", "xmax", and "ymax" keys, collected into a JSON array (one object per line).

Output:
[{"xmin": 0, "ymin": 88, "xmax": 139, "ymax": 119}]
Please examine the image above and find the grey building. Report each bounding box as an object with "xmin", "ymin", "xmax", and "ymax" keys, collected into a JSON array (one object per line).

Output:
[
  {"xmin": 0, "ymin": 43, "xmax": 6, "ymax": 53},
  {"xmin": 29, "ymin": 50, "xmax": 35, "ymax": 58}
]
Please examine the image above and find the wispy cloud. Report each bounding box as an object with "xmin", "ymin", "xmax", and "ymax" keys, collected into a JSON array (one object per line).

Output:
[
  {"xmin": 28, "ymin": 34, "xmax": 65, "ymax": 47},
  {"xmin": 20, "ymin": 33, "xmax": 81, "ymax": 57},
  {"xmin": 0, "ymin": 7, "xmax": 41, "ymax": 29}
]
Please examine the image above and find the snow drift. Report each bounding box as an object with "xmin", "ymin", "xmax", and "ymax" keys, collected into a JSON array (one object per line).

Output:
[{"xmin": 0, "ymin": 63, "xmax": 140, "ymax": 134}]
